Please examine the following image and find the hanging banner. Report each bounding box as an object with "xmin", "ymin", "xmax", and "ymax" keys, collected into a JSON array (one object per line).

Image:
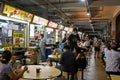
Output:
[
  {"xmin": 13, "ymin": 32, "xmax": 25, "ymax": 48},
  {"xmin": 3, "ymin": 4, "xmax": 33, "ymax": 22}
]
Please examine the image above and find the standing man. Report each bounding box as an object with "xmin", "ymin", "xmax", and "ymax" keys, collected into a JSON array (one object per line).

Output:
[
  {"xmin": 68, "ymin": 28, "xmax": 80, "ymax": 51},
  {"xmin": 39, "ymin": 34, "xmax": 46, "ymax": 61}
]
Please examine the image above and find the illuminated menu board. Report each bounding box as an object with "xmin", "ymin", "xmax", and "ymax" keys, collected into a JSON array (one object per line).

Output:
[
  {"xmin": 32, "ymin": 15, "xmax": 48, "ymax": 26},
  {"xmin": 3, "ymin": 4, "xmax": 33, "ymax": 22},
  {"xmin": 48, "ymin": 21, "xmax": 58, "ymax": 28}
]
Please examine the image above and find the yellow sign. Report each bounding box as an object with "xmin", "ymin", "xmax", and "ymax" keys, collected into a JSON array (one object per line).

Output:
[
  {"xmin": 13, "ymin": 32, "xmax": 24, "ymax": 38},
  {"xmin": 13, "ymin": 32, "xmax": 25, "ymax": 48},
  {"xmin": 3, "ymin": 4, "xmax": 33, "ymax": 22},
  {"xmin": 4, "ymin": 45, "xmax": 12, "ymax": 53}
]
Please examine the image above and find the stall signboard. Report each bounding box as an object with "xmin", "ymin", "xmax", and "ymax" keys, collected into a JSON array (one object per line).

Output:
[
  {"xmin": 13, "ymin": 32, "xmax": 25, "ymax": 48},
  {"xmin": 3, "ymin": 4, "xmax": 33, "ymax": 22},
  {"xmin": 48, "ymin": 21, "xmax": 58, "ymax": 28},
  {"xmin": 33, "ymin": 15, "xmax": 48, "ymax": 26}
]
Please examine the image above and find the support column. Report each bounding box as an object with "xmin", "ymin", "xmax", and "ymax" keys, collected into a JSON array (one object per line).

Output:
[{"xmin": 111, "ymin": 18, "xmax": 116, "ymax": 39}]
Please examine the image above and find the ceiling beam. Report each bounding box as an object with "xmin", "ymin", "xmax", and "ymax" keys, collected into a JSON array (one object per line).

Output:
[{"xmin": 43, "ymin": 0, "xmax": 71, "ymax": 21}]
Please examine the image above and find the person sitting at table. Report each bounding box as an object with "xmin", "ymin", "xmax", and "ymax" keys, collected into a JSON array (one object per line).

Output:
[
  {"xmin": 47, "ymin": 44, "xmax": 62, "ymax": 66},
  {"xmin": 59, "ymin": 45, "xmax": 77, "ymax": 80},
  {"xmin": 8, "ymin": 55, "xmax": 22, "ymax": 71},
  {"xmin": 0, "ymin": 50, "xmax": 28, "ymax": 80},
  {"xmin": 24, "ymin": 49, "xmax": 40, "ymax": 65},
  {"xmin": 32, "ymin": 49, "xmax": 40, "ymax": 65},
  {"xmin": 105, "ymin": 42, "xmax": 120, "ymax": 75}
]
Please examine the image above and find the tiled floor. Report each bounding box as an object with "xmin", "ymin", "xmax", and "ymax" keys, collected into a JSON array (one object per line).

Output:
[{"xmin": 77, "ymin": 53, "xmax": 108, "ymax": 80}]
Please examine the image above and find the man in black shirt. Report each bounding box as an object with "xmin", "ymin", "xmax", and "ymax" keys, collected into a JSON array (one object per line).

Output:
[
  {"xmin": 68, "ymin": 28, "xmax": 80, "ymax": 51},
  {"xmin": 59, "ymin": 45, "xmax": 77, "ymax": 80}
]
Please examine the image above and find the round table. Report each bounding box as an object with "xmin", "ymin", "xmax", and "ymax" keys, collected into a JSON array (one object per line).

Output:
[{"xmin": 22, "ymin": 65, "xmax": 61, "ymax": 80}]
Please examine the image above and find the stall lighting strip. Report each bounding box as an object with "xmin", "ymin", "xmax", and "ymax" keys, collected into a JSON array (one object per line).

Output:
[{"xmin": 0, "ymin": 15, "xmax": 29, "ymax": 24}]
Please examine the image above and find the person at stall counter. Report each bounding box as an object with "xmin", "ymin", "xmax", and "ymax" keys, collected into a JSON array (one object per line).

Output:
[
  {"xmin": 39, "ymin": 34, "xmax": 46, "ymax": 61},
  {"xmin": 0, "ymin": 50, "xmax": 28, "ymax": 80}
]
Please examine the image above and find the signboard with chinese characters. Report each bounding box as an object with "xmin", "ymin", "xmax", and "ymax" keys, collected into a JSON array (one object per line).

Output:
[
  {"xmin": 3, "ymin": 4, "xmax": 33, "ymax": 22},
  {"xmin": 13, "ymin": 32, "xmax": 25, "ymax": 48},
  {"xmin": 48, "ymin": 21, "xmax": 58, "ymax": 28},
  {"xmin": 32, "ymin": 15, "xmax": 48, "ymax": 26}
]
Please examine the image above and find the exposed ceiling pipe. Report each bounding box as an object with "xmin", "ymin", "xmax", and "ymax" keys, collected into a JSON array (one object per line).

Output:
[{"xmin": 43, "ymin": 0, "xmax": 70, "ymax": 21}]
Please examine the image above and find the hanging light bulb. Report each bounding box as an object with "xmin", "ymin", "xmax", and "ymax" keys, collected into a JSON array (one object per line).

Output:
[{"xmin": 87, "ymin": 12, "xmax": 90, "ymax": 16}]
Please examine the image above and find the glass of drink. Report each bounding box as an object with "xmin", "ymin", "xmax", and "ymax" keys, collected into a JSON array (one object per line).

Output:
[{"xmin": 36, "ymin": 68, "xmax": 41, "ymax": 73}]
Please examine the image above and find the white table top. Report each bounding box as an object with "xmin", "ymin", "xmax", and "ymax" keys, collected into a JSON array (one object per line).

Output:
[{"xmin": 22, "ymin": 65, "xmax": 61, "ymax": 80}]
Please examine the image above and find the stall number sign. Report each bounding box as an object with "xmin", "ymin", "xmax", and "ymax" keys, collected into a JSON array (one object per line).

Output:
[{"xmin": 4, "ymin": 45, "xmax": 12, "ymax": 53}]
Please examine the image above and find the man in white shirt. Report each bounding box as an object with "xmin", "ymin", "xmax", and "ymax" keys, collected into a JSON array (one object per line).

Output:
[{"xmin": 105, "ymin": 43, "xmax": 120, "ymax": 75}]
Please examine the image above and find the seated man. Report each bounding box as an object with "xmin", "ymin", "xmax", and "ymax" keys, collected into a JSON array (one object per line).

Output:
[
  {"xmin": 47, "ymin": 44, "xmax": 62, "ymax": 66},
  {"xmin": 0, "ymin": 50, "xmax": 28, "ymax": 80},
  {"xmin": 59, "ymin": 45, "xmax": 77, "ymax": 80},
  {"xmin": 24, "ymin": 49, "xmax": 40, "ymax": 65},
  {"xmin": 13, "ymin": 47, "xmax": 26, "ymax": 64},
  {"xmin": 105, "ymin": 42, "xmax": 120, "ymax": 75}
]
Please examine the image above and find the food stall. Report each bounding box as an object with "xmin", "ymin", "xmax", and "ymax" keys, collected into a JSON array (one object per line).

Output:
[
  {"xmin": 29, "ymin": 15, "xmax": 48, "ymax": 47},
  {"xmin": 45, "ymin": 21, "xmax": 58, "ymax": 58},
  {"xmin": 45, "ymin": 21, "xmax": 58, "ymax": 45},
  {"xmin": 1, "ymin": 4, "xmax": 33, "ymax": 52}
]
